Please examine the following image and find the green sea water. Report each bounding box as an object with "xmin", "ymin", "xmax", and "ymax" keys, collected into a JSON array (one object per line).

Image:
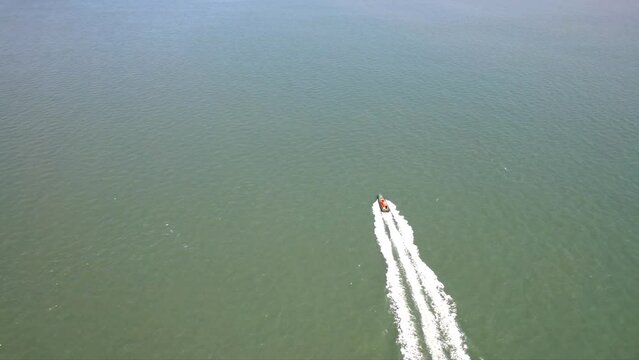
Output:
[{"xmin": 1, "ymin": 0, "xmax": 638, "ymax": 358}]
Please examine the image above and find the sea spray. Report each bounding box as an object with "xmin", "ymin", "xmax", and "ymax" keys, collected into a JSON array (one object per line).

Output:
[
  {"xmin": 383, "ymin": 211, "xmax": 447, "ymax": 360},
  {"xmin": 372, "ymin": 200, "xmax": 470, "ymax": 360},
  {"xmin": 388, "ymin": 201, "xmax": 470, "ymax": 360},
  {"xmin": 372, "ymin": 204, "xmax": 424, "ymax": 360}
]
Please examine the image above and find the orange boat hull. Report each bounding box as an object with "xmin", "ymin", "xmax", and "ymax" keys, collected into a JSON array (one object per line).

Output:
[{"xmin": 377, "ymin": 194, "xmax": 390, "ymax": 212}]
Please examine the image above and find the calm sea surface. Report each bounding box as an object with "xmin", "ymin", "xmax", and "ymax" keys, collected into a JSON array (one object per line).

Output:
[{"xmin": 1, "ymin": 0, "xmax": 638, "ymax": 358}]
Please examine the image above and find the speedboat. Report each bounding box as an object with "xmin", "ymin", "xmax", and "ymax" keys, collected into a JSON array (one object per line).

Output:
[{"xmin": 377, "ymin": 194, "xmax": 390, "ymax": 212}]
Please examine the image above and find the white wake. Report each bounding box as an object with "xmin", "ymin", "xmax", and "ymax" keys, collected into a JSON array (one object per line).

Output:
[
  {"xmin": 372, "ymin": 201, "xmax": 470, "ymax": 360},
  {"xmin": 373, "ymin": 205, "xmax": 424, "ymax": 360}
]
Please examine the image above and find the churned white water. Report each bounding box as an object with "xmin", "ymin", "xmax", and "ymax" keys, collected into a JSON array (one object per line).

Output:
[
  {"xmin": 373, "ymin": 201, "xmax": 470, "ymax": 360},
  {"xmin": 373, "ymin": 204, "xmax": 424, "ymax": 360}
]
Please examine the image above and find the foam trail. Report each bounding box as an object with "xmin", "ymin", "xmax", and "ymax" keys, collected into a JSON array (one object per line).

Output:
[
  {"xmin": 372, "ymin": 204, "xmax": 423, "ymax": 360},
  {"xmin": 388, "ymin": 201, "xmax": 470, "ymax": 360},
  {"xmin": 382, "ymin": 211, "xmax": 447, "ymax": 360}
]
